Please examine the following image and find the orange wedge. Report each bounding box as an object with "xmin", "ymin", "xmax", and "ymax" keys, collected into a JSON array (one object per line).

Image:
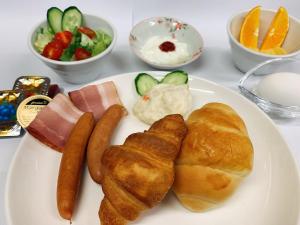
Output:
[
  {"xmin": 260, "ymin": 47, "xmax": 287, "ymax": 55},
  {"xmin": 260, "ymin": 7, "xmax": 289, "ymax": 51},
  {"xmin": 240, "ymin": 6, "xmax": 261, "ymax": 50}
]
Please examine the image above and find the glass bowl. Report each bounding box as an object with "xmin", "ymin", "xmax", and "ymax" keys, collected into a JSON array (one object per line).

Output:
[{"xmin": 239, "ymin": 58, "xmax": 300, "ymax": 118}]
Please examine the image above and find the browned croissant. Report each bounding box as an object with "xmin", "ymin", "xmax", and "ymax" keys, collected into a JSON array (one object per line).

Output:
[
  {"xmin": 99, "ymin": 114, "xmax": 187, "ymax": 225},
  {"xmin": 173, "ymin": 103, "xmax": 254, "ymax": 212}
]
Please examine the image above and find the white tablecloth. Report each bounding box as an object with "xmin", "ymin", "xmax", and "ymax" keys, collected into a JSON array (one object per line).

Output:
[{"xmin": 0, "ymin": 0, "xmax": 299, "ymax": 224}]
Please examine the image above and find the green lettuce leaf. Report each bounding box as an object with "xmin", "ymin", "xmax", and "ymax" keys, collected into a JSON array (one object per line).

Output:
[{"xmin": 34, "ymin": 26, "xmax": 54, "ymax": 53}]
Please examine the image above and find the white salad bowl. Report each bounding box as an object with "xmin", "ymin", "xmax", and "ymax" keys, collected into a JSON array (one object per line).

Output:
[
  {"xmin": 227, "ymin": 9, "xmax": 300, "ymax": 73},
  {"xmin": 28, "ymin": 14, "xmax": 117, "ymax": 84},
  {"xmin": 129, "ymin": 17, "xmax": 203, "ymax": 69}
]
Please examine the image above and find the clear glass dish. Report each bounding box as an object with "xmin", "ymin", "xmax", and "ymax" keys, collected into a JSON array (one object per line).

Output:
[{"xmin": 239, "ymin": 58, "xmax": 300, "ymax": 119}]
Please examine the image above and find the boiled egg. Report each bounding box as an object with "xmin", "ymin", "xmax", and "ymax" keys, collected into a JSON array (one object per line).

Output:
[{"xmin": 257, "ymin": 72, "xmax": 300, "ymax": 107}]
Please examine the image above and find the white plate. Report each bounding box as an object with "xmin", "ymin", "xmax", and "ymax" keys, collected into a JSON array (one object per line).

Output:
[{"xmin": 5, "ymin": 72, "xmax": 300, "ymax": 225}]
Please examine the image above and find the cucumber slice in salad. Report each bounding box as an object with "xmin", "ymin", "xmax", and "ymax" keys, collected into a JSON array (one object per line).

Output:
[
  {"xmin": 47, "ymin": 7, "xmax": 63, "ymax": 33},
  {"xmin": 135, "ymin": 73, "xmax": 159, "ymax": 96},
  {"xmin": 62, "ymin": 6, "xmax": 83, "ymax": 32},
  {"xmin": 160, "ymin": 70, "xmax": 188, "ymax": 85}
]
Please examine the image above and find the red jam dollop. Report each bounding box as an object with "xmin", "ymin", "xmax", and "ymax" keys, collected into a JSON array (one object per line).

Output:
[{"xmin": 159, "ymin": 41, "xmax": 176, "ymax": 52}]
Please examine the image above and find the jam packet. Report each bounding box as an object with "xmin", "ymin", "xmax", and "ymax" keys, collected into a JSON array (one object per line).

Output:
[
  {"xmin": 13, "ymin": 76, "xmax": 50, "ymax": 98},
  {"xmin": 48, "ymin": 84, "xmax": 62, "ymax": 98},
  {"xmin": 0, "ymin": 90, "xmax": 24, "ymax": 137}
]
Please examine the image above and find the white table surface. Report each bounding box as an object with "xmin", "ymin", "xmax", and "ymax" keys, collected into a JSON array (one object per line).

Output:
[{"xmin": 0, "ymin": 0, "xmax": 300, "ymax": 224}]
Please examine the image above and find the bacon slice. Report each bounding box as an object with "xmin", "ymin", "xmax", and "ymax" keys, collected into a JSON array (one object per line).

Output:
[
  {"xmin": 27, "ymin": 94, "xmax": 84, "ymax": 152},
  {"xmin": 68, "ymin": 82, "xmax": 123, "ymax": 121}
]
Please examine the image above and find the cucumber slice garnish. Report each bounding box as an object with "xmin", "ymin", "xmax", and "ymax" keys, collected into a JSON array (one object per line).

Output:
[
  {"xmin": 135, "ymin": 73, "xmax": 159, "ymax": 96},
  {"xmin": 47, "ymin": 7, "xmax": 63, "ymax": 33},
  {"xmin": 160, "ymin": 70, "xmax": 188, "ymax": 85},
  {"xmin": 62, "ymin": 6, "xmax": 83, "ymax": 32},
  {"xmin": 134, "ymin": 71, "xmax": 189, "ymax": 95}
]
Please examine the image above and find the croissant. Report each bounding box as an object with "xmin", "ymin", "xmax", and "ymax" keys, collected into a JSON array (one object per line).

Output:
[
  {"xmin": 99, "ymin": 114, "xmax": 187, "ymax": 225},
  {"xmin": 173, "ymin": 103, "xmax": 253, "ymax": 211}
]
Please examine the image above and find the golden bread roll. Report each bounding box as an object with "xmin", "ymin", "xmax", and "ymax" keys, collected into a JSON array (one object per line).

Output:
[
  {"xmin": 99, "ymin": 114, "xmax": 187, "ymax": 225},
  {"xmin": 173, "ymin": 103, "xmax": 253, "ymax": 212}
]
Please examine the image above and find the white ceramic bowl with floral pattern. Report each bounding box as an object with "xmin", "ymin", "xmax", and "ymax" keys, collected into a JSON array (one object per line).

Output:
[{"xmin": 129, "ymin": 17, "xmax": 204, "ymax": 69}]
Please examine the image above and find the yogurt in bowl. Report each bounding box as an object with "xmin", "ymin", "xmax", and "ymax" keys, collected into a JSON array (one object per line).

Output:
[
  {"xmin": 129, "ymin": 17, "xmax": 203, "ymax": 69},
  {"xmin": 140, "ymin": 36, "xmax": 190, "ymax": 65}
]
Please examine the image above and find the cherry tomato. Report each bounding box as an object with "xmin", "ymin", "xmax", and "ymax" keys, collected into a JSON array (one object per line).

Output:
[
  {"xmin": 74, "ymin": 48, "xmax": 92, "ymax": 60},
  {"xmin": 42, "ymin": 41, "xmax": 64, "ymax": 60},
  {"xmin": 54, "ymin": 31, "xmax": 73, "ymax": 49},
  {"xmin": 78, "ymin": 26, "xmax": 96, "ymax": 39}
]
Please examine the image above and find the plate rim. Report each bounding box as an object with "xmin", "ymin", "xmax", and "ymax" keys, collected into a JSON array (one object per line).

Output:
[{"xmin": 5, "ymin": 71, "xmax": 300, "ymax": 225}]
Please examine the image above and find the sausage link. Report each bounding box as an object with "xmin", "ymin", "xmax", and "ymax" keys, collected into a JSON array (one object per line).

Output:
[
  {"xmin": 57, "ymin": 112, "xmax": 95, "ymax": 220},
  {"xmin": 87, "ymin": 104, "xmax": 126, "ymax": 184}
]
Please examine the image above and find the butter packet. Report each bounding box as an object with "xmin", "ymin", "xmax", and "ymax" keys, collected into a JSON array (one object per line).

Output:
[
  {"xmin": 17, "ymin": 95, "xmax": 52, "ymax": 128},
  {"xmin": 13, "ymin": 76, "xmax": 50, "ymax": 98},
  {"xmin": 0, "ymin": 90, "xmax": 24, "ymax": 137}
]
